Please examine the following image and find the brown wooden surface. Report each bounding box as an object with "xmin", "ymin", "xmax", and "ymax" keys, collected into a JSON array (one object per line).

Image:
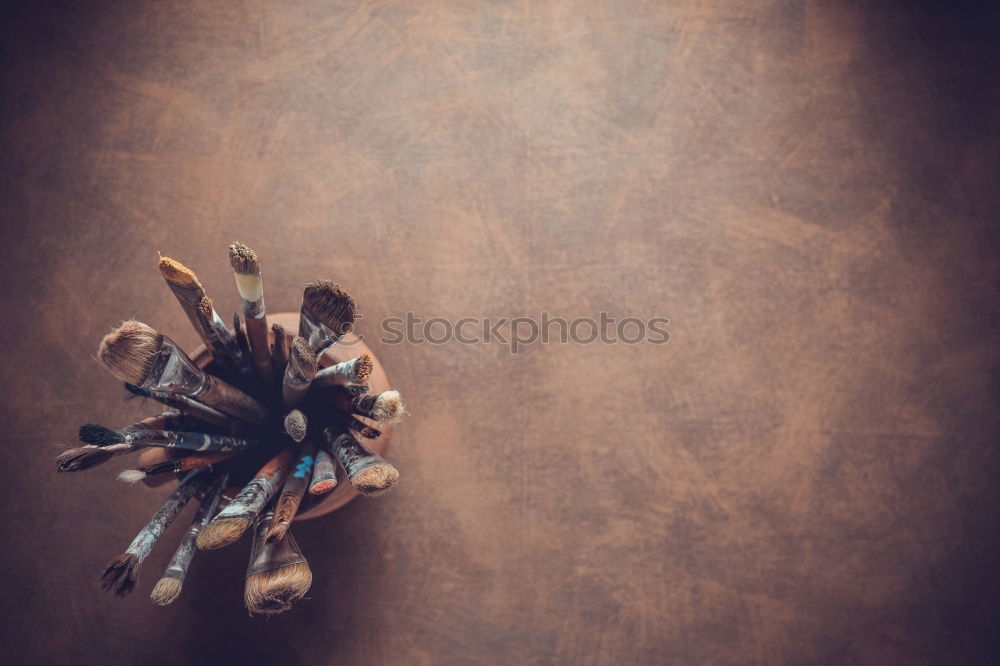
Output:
[{"xmin": 1, "ymin": 1, "xmax": 998, "ymax": 664}]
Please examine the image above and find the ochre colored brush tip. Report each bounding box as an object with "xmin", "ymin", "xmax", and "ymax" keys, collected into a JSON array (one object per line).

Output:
[
  {"xmin": 245, "ymin": 563, "xmax": 312, "ymax": 616},
  {"xmin": 158, "ymin": 255, "xmax": 201, "ymax": 288},
  {"xmin": 351, "ymin": 463, "xmax": 399, "ymax": 496},
  {"xmin": 150, "ymin": 577, "xmax": 182, "ymax": 606},
  {"xmin": 355, "ymin": 353, "xmax": 374, "ymax": 381},
  {"xmin": 197, "ymin": 517, "xmax": 250, "ymax": 550},
  {"xmin": 198, "ymin": 295, "xmax": 213, "ymax": 318},
  {"xmin": 290, "ymin": 336, "xmax": 318, "ymax": 373}
]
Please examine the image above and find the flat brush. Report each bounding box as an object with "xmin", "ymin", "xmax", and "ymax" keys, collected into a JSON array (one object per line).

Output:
[
  {"xmin": 57, "ymin": 411, "xmax": 187, "ymax": 472},
  {"xmin": 245, "ymin": 508, "xmax": 312, "ymax": 616},
  {"xmin": 283, "ymin": 409, "xmax": 308, "ymax": 443},
  {"xmin": 328, "ymin": 426, "xmax": 399, "ymax": 496},
  {"xmin": 282, "ymin": 336, "xmax": 318, "ymax": 409},
  {"xmin": 151, "ymin": 473, "xmax": 228, "ymax": 606},
  {"xmin": 124, "ymin": 383, "xmax": 232, "ymax": 430},
  {"xmin": 118, "ymin": 451, "xmax": 236, "ymax": 484},
  {"xmin": 80, "ymin": 423, "xmax": 266, "ymax": 453},
  {"xmin": 266, "ymin": 440, "xmax": 317, "ymax": 543},
  {"xmin": 197, "ymin": 446, "xmax": 295, "ymax": 550},
  {"xmin": 312, "ymin": 352, "xmax": 373, "ymax": 388},
  {"xmin": 158, "ymin": 254, "xmax": 252, "ymax": 378},
  {"xmin": 299, "ymin": 279, "xmax": 356, "ymax": 353},
  {"xmin": 98, "ymin": 320, "xmax": 268, "ymax": 424},
  {"xmin": 331, "ymin": 387, "xmax": 406, "ymax": 425},
  {"xmin": 100, "ymin": 470, "xmax": 208, "ymax": 596},
  {"xmin": 307, "ymin": 446, "xmax": 338, "ymax": 496},
  {"xmin": 229, "ymin": 242, "xmax": 272, "ymax": 381}
]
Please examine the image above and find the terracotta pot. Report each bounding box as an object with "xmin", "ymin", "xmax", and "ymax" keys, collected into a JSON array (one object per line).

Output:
[{"xmin": 136, "ymin": 312, "xmax": 392, "ymax": 521}]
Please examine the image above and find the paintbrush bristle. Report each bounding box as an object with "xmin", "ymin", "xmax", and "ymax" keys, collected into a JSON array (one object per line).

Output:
[
  {"xmin": 150, "ymin": 577, "xmax": 182, "ymax": 606},
  {"xmin": 245, "ymin": 562, "xmax": 312, "ymax": 616},
  {"xmin": 157, "ymin": 255, "xmax": 201, "ymax": 289},
  {"xmin": 198, "ymin": 295, "xmax": 214, "ymax": 318},
  {"xmin": 302, "ymin": 280, "xmax": 356, "ymax": 334},
  {"xmin": 98, "ymin": 320, "xmax": 162, "ymax": 385},
  {"xmin": 372, "ymin": 390, "xmax": 405, "ymax": 424},
  {"xmin": 100, "ymin": 553, "xmax": 140, "ymax": 596},
  {"xmin": 290, "ymin": 336, "xmax": 318, "ymax": 374},
  {"xmin": 309, "ymin": 478, "xmax": 336, "ymax": 496},
  {"xmin": 352, "ymin": 463, "xmax": 399, "ymax": 496},
  {"xmin": 284, "ymin": 410, "xmax": 308, "ymax": 442},
  {"xmin": 355, "ymin": 352, "xmax": 374, "ymax": 381},
  {"xmin": 265, "ymin": 520, "xmax": 290, "ymax": 544},
  {"xmin": 228, "ymin": 242, "xmax": 260, "ymax": 276},
  {"xmin": 79, "ymin": 423, "xmax": 125, "ymax": 445},
  {"xmin": 56, "ymin": 446, "xmax": 114, "ymax": 472},
  {"xmin": 196, "ymin": 517, "xmax": 249, "ymax": 550},
  {"xmin": 117, "ymin": 469, "xmax": 147, "ymax": 484}
]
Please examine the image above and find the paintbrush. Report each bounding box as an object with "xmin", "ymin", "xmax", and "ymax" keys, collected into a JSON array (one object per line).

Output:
[
  {"xmin": 330, "ymin": 387, "xmax": 406, "ymax": 424},
  {"xmin": 124, "ymin": 383, "xmax": 233, "ymax": 430},
  {"xmin": 150, "ymin": 473, "xmax": 228, "ymax": 606},
  {"xmin": 229, "ymin": 242, "xmax": 272, "ymax": 381},
  {"xmin": 307, "ymin": 445, "xmax": 338, "ymax": 496},
  {"xmin": 100, "ymin": 470, "xmax": 209, "ymax": 596},
  {"xmin": 266, "ymin": 440, "xmax": 317, "ymax": 543},
  {"xmin": 98, "ymin": 320, "xmax": 268, "ymax": 424},
  {"xmin": 328, "ymin": 426, "xmax": 399, "ymax": 496},
  {"xmin": 270, "ymin": 323, "xmax": 289, "ymax": 389},
  {"xmin": 197, "ymin": 446, "xmax": 295, "ymax": 550},
  {"xmin": 57, "ymin": 411, "xmax": 187, "ymax": 472},
  {"xmin": 312, "ymin": 352, "xmax": 373, "ymax": 388},
  {"xmin": 299, "ymin": 279, "xmax": 356, "ymax": 353},
  {"xmin": 282, "ymin": 336, "xmax": 318, "ymax": 409},
  {"xmin": 284, "ymin": 409, "xmax": 308, "ymax": 443},
  {"xmin": 245, "ymin": 508, "xmax": 312, "ymax": 616},
  {"xmin": 158, "ymin": 254, "xmax": 253, "ymax": 379},
  {"xmin": 79, "ymin": 423, "xmax": 266, "ymax": 453},
  {"xmin": 118, "ymin": 451, "xmax": 237, "ymax": 484},
  {"xmin": 347, "ymin": 416, "xmax": 382, "ymax": 440}
]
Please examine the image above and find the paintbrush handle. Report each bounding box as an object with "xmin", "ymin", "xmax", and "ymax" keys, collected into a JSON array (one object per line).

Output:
[
  {"xmin": 124, "ymin": 471, "xmax": 207, "ymax": 561},
  {"xmin": 127, "ymin": 429, "xmax": 266, "ymax": 452}
]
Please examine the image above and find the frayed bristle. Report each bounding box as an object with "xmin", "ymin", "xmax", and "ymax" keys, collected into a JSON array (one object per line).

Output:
[
  {"xmin": 265, "ymin": 521, "xmax": 290, "ymax": 544},
  {"xmin": 284, "ymin": 410, "xmax": 308, "ymax": 442},
  {"xmin": 351, "ymin": 463, "xmax": 399, "ymax": 496},
  {"xmin": 150, "ymin": 577, "xmax": 182, "ymax": 606},
  {"xmin": 302, "ymin": 280, "xmax": 356, "ymax": 334},
  {"xmin": 100, "ymin": 553, "xmax": 140, "ymax": 596},
  {"xmin": 372, "ymin": 390, "xmax": 405, "ymax": 424},
  {"xmin": 56, "ymin": 446, "xmax": 113, "ymax": 472},
  {"xmin": 198, "ymin": 296, "xmax": 214, "ymax": 318},
  {"xmin": 228, "ymin": 242, "xmax": 260, "ymax": 276},
  {"xmin": 197, "ymin": 517, "xmax": 250, "ymax": 550},
  {"xmin": 245, "ymin": 562, "xmax": 312, "ymax": 616},
  {"xmin": 98, "ymin": 320, "xmax": 162, "ymax": 385},
  {"xmin": 290, "ymin": 336, "xmax": 318, "ymax": 374},
  {"xmin": 117, "ymin": 469, "xmax": 147, "ymax": 484},
  {"xmin": 158, "ymin": 255, "xmax": 201, "ymax": 289},
  {"xmin": 355, "ymin": 353, "xmax": 373, "ymax": 381},
  {"xmin": 79, "ymin": 423, "xmax": 125, "ymax": 445}
]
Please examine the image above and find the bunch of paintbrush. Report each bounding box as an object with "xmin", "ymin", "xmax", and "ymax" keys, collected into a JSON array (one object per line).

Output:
[{"xmin": 55, "ymin": 241, "xmax": 408, "ymax": 615}]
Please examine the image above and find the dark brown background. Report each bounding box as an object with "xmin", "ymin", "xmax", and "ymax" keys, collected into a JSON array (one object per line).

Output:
[{"xmin": 1, "ymin": 1, "xmax": 998, "ymax": 664}]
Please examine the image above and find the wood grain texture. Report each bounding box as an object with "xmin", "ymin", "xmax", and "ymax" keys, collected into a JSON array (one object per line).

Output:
[{"xmin": 1, "ymin": 0, "xmax": 998, "ymax": 664}]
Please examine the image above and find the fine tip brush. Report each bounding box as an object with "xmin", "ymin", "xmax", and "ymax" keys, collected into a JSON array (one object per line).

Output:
[{"xmin": 117, "ymin": 451, "xmax": 236, "ymax": 484}]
